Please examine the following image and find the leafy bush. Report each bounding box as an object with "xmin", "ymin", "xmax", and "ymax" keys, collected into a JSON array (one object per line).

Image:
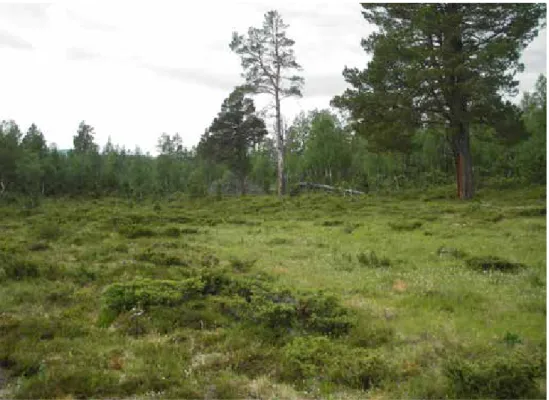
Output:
[
  {"xmin": 357, "ymin": 251, "xmax": 391, "ymax": 268},
  {"xmin": 444, "ymin": 350, "xmax": 543, "ymax": 399},
  {"xmin": 101, "ymin": 278, "xmax": 205, "ymax": 315},
  {"xmin": 229, "ymin": 257, "xmax": 256, "ymax": 272},
  {"xmin": 163, "ymin": 226, "xmax": 181, "ymax": 237},
  {"xmin": 322, "ymin": 220, "xmax": 344, "ymax": 227},
  {"xmin": 0, "ymin": 254, "xmax": 40, "ymax": 281},
  {"xmin": 437, "ymin": 247, "xmax": 467, "ymax": 259},
  {"xmin": 388, "ymin": 220, "xmax": 423, "ymax": 231},
  {"xmin": 135, "ymin": 249, "xmax": 188, "ymax": 266},
  {"xmin": 37, "ymin": 223, "xmax": 62, "ymax": 241},
  {"xmin": 27, "ymin": 241, "xmax": 50, "ymax": 252},
  {"xmin": 466, "ymin": 256, "xmax": 527, "ymax": 273},
  {"xmin": 281, "ymin": 337, "xmax": 392, "ymax": 390},
  {"xmin": 348, "ymin": 319, "xmax": 395, "ymax": 348},
  {"xmin": 118, "ymin": 224, "xmax": 156, "ymax": 239},
  {"xmin": 181, "ymin": 227, "xmax": 200, "ymax": 234}
]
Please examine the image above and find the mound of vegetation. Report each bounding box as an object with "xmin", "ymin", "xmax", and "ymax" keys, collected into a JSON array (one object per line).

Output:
[
  {"xmin": 100, "ymin": 269, "xmax": 353, "ymax": 340},
  {"xmin": 466, "ymin": 256, "xmax": 527, "ymax": 273}
]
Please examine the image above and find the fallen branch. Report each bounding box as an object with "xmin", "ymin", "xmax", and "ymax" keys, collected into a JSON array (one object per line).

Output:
[{"xmin": 291, "ymin": 182, "xmax": 365, "ymax": 196}]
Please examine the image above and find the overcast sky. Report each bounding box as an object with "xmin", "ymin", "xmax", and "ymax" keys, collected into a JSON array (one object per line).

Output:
[{"xmin": 0, "ymin": 2, "xmax": 546, "ymax": 154}]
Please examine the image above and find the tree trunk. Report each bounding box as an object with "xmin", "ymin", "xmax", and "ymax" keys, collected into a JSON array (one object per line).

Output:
[
  {"xmin": 275, "ymin": 92, "xmax": 285, "ymax": 196},
  {"xmin": 453, "ymin": 123, "xmax": 474, "ymax": 199},
  {"xmin": 239, "ymin": 175, "xmax": 247, "ymax": 196},
  {"xmin": 444, "ymin": 4, "xmax": 473, "ymax": 200}
]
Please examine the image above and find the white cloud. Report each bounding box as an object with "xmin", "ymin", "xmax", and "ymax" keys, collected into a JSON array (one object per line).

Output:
[{"xmin": 0, "ymin": 2, "xmax": 545, "ymax": 154}]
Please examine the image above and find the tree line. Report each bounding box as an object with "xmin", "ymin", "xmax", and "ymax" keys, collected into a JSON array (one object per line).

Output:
[{"xmin": 0, "ymin": 5, "xmax": 546, "ymax": 203}]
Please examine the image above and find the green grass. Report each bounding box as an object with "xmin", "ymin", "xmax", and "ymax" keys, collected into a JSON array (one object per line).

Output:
[{"xmin": 0, "ymin": 185, "xmax": 546, "ymax": 399}]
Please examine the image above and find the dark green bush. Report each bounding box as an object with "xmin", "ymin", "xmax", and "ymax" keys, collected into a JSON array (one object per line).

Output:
[
  {"xmin": 101, "ymin": 278, "xmax": 205, "ymax": 315},
  {"xmin": 388, "ymin": 220, "xmax": 423, "ymax": 231},
  {"xmin": 357, "ymin": 251, "xmax": 391, "ymax": 268},
  {"xmin": 27, "ymin": 241, "xmax": 50, "ymax": 252},
  {"xmin": 437, "ymin": 247, "xmax": 467, "ymax": 259},
  {"xmin": 444, "ymin": 350, "xmax": 543, "ymax": 399},
  {"xmin": 0, "ymin": 254, "xmax": 40, "ymax": 281},
  {"xmin": 118, "ymin": 224, "xmax": 156, "ymax": 239},
  {"xmin": 181, "ymin": 227, "xmax": 200, "ymax": 234},
  {"xmin": 229, "ymin": 257, "xmax": 256, "ymax": 272},
  {"xmin": 466, "ymin": 256, "xmax": 527, "ymax": 273},
  {"xmin": 163, "ymin": 226, "xmax": 181, "ymax": 237},
  {"xmin": 281, "ymin": 337, "xmax": 391, "ymax": 390},
  {"xmin": 15, "ymin": 368, "xmax": 119, "ymax": 399},
  {"xmin": 135, "ymin": 249, "xmax": 188, "ymax": 266},
  {"xmin": 322, "ymin": 220, "xmax": 344, "ymax": 227},
  {"xmin": 37, "ymin": 223, "xmax": 62, "ymax": 241},
  {"xmin": 515, "ymin": 207, "xmax": 546, "ymax": 217},
  {"xmin": 348, "ymin": 319, "xmax": 395, "ymax": 348}
]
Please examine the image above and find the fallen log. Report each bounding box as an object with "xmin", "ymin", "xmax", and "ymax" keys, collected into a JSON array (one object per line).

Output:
[{"xmin": 291, "ymin": 182, "xmax": 365, "ymax": 196}]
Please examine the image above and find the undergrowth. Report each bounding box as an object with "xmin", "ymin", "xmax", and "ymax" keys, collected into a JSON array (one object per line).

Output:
[{"xmin": 0, "ymin": 186, "xmax": 545, "ymax": 399}]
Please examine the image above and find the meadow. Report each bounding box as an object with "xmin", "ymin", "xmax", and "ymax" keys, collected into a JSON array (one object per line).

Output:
[{"xmin": 0, "ymin": 185, "xmax": 546, "ymax": 399}]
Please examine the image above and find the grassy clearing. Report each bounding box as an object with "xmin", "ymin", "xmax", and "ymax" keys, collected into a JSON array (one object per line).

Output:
[{"xmin": 0, "ymin": 185, "xmax": 546, "ymax": 399}]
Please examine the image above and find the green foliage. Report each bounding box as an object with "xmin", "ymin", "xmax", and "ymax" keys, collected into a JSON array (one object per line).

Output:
[
  {"xmin": 118, "ymin": 224, "xmax": 156, "ymax": 239},
  {"xmin": 444, "ymin": 350, "xmax": 543, "ymax": 399},
  {"xmin": 198, "ymin": 88, "xmax": 267, "ymax": 195},
  {"xmin": 281, "ymin": 336, "xmax": 392, "ymax": 390},
  {"xmin": 73, "ymin": 121, "xmax": 98, "ymax": 155},
  {"xmin": 135, "ymin": 249, "xmax": 188, "ymax": 266},
  {"xmin": 466, "ymin": 256, "xmax": 527, "ymax": 273},
  {"xmin": 27, "ymin": 241, "xmax": 50, "ymax": 252},
  {"xmin": 333, "ymin": 4, "xmax": 546, "ymax": 198},
  {"xmin": 388, "ymin": 220, "xmax": 423, "ymax": 231},
  {"xmin": 163, "ymin": 226, "xmax": 181, "ymax": 237},
  {"xmin": 101, "ymin": 278, "xmax": 205, "ymax": 315},
  {"xmin": 36, "ymin": 223, "xmax": 62, "ymax": 241},
  {"xmin": 230, "ymin": 10, "xmax": 304, "ymax": 195},
  {"xmin": 0, "ymin": 254, "xmax": 40, "ymax": 281},
  {"xmin": 356, "ymin": 251, "xmax": 391, "ymax": 268},
  {"xmin": 0, "ymin": 187, "xmax": 545, "ymax": 399},
  {"xmin": 229, "ymin": 257, "xmax": 256, "ymax": 273}
]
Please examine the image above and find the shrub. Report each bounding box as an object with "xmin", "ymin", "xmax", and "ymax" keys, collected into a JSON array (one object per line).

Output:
[
  {"xmin": 15, "ymin": 368, "xmax": 119, "ymax": 399},
  {"xmin": 281, "ymin": 336, "xmax": 334, "ymax": 384},
  {"xmin": 296, "ymin": 292, "xmax": 353, "ymax": 337},
  {"xmin": 0, "ymin": 254, "xmax": 40, "ymax": 281},
  {"xmin": 388, "ymin": 220, "xmax": 423, "ymax": 231},
  {"xmin": 322, "ymin": 220, "xmax": 344, "ymax": 227},
  {"xmin": 113, "ymin": 243, "xmax": 129, "ymax": 253},
  {"xmin": 444, "ymin": 350, "xmax": 543, "ymax": 399},
  {"xmin": 268, "ymin": 237, "xmax": 292, "ymax": 245},
  {"xmin": 437, "ymin": 247, "xmax": 467, "ymax": 259},
  {"xmin": 37, "ymin": 223, "xmax": 62, "ymax": 241},
  {"xmin": 201, "ymin": 253, "xmax": 220, "ymax": 268},
  {"xmin": 229, "ymin": 257, "xmax": 256, "ymax": 273},
  {"xmin": 357, "ymin": 251, "xmax": 391, "ymax": 268},
  {"xmin": 343, "ymin": 223, "xmax": 360, "ymax": 234},
  {"xmin": 515, "ymin": 207, "xmax": 546, "ymax": 217},
  {"xmin": 101, "ymin": 278, "xmax": 205, "ymax": 315},
  {"xmin": 135, "ymin": 249, "xmax": 188, "ymax": 266},
  {"xmin": 163, "ymin": 226, "xmax": 181, "ymax": 237},
  {"xmin": 181, "ymin": 227, "xmax": 200, "ymax": 235},
  {"xmin": 118, "ymin": 224, "xmax": 156, "ymax": 239},
  {"xmin": 466, "ymin": 256, "xmax": 526, "ymax": 273},
  {"xmin": 281, "ymin": 337, "xmax": 392, "ymax": 390},
  {"xmin": 348, "ymin": 319, "xmax": 395, "ymax": 348},
  {"xmin": 27, "ymin": 241, "xmax": 50, "ymax": 252}
]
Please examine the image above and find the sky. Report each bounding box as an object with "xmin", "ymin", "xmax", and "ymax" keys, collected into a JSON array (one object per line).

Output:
[{"xmin": 0, "ymin": 2, "xmax": 546, "ymax": 155}]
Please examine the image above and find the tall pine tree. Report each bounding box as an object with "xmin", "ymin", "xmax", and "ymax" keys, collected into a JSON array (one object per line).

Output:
[
  {"xmin": 333, "ymin": 4, "xmax": 546, "ymax": 199},
  {"xmin": 230, "ymin": 10, "xmax": 304, "ymax": 196}
]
